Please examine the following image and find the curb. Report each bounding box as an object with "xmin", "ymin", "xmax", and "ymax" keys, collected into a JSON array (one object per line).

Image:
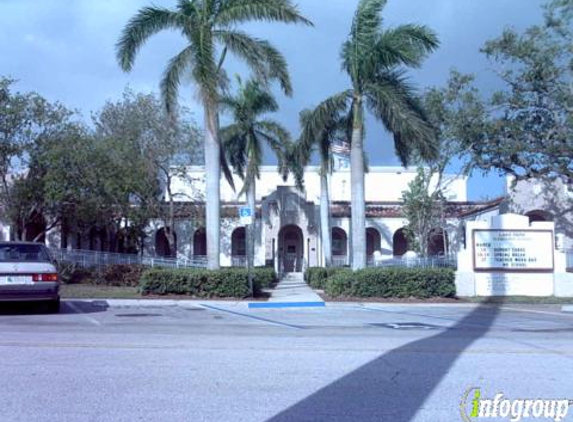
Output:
[
  {"xmin": 248, "ymin": 301, "xmax": 325, "ymax": 309},
  {"xmin": 66, "ymin": 299, "xmax": 250, "ymax": 309}
]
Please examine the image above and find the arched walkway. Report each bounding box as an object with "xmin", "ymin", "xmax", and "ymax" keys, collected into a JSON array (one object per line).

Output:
[
  {"xmin": 231, "ymin": 227, "xmax": 246, "ymax": 266},
  {"xmin": 366, "ymin": 227, "xmax": 381, "ymax": 257},
  {"xmin": 156, "ymin": 228, "xmax": 177, "ymax": 257},
  {"xmin": 23, "ymin": 212, "xmax": 46, "ymax": 243},
  {"xmin": 193, "ymin": 228, "xmax": 207, "ymax": 257},
  {"xmin": 332, "ymin": 227, "xmax": 348, "ymax": 266},
  {"xmin": 525, "ymin": 210, "xmax": 553, "ymax": 223},
  {"xmin": 393, "ymin": 228, "xmax": 409, "ymax": 257},
  {"xmin": 428, "ymin": 228, "xmax": 449, "ymax": 256},
  {"xmin": 279, "ymin": 225, "xmax": 304, "ymax": 273}
]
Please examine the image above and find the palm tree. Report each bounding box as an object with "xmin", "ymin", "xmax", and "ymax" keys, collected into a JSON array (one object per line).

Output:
[
  {"xmin": 116, "ymin": 0, "xmax": 312, "ymax": 269},
  {"xmin": 291, "ymin": 107, "xmax": 349, "ymax": 267},
  {"xmin": 220, "ymin": 77, "xmax": 290, "ymax": 271},
  {"xmin": 303, "ymin": 0, "xmax": 439, "ymax": 270}
]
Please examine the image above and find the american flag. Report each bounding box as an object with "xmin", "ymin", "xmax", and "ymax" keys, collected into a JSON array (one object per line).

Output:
[{"xmin": 331, "ymin": 141, "xmax": 350, "ymax": 155}]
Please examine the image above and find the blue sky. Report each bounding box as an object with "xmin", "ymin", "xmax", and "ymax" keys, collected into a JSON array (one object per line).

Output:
[{"xmin": 0, "ymin": 0, "xmax": 547, "ymax": 201}]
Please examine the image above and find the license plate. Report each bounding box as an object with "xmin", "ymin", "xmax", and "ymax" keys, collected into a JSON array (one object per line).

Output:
[{"xmin": 0, "ymin": 276, "xmax": 33, "ymax": 285}]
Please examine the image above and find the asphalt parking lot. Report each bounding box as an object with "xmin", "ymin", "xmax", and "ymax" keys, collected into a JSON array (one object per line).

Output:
[{"xmin": 0, "ymin": 300, "xmax": 572, "ymax": 422}]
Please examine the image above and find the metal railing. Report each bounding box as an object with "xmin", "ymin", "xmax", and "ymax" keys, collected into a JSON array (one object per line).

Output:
[
  {"xmin": 49, "ymin": 247, "xmax": 208, "ymax": 269},
  {"xmin": 231, "ymin": 256, "xmax": 247, "ymax": 267},
  {"xmin": 368, "ymin": 255, "xmax": 457, "ymax": 269},
  {"xmin": 332, "ymin": 255, "xmax": 349, "ymax": 267}
]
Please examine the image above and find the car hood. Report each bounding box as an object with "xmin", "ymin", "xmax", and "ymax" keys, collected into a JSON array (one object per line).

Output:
[{"xmin": 0, "ymin": 262, "xmax": 57, "ymax": 273}]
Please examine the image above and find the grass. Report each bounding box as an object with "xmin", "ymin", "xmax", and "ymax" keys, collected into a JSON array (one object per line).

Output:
[
  {"xmin": 60, "ymin": 284, "xmax": 141, "ymax": 299},
  {"xmin": 463, "ymin": 296, "xmax": 573, "ymax": 304}
]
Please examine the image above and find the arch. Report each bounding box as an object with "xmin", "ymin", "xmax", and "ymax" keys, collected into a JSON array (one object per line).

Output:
[
  {"xmin": 193, "ymin": 227, "xmax": 207, "ymax": 257},
  {"xmin": 428, "ymin": 228, "xmax": 449, "ymax": 256},
  {"xmin": 155, "ymin": 227, "xmax": 177, "ymax": 258},
  {"xmin": 278, "ymin": 225, "xmax": 304, "ymax": 273},
  {"xmin": 366, "ymin": 227, "xmax": 381, "ymax": 257},
  {"xmin": 23, "ymin": 212, "xmax": 46, "ymax": 243},
  {"xmin": 88, "ymin": 227, "xmax": 107, "ymax": 252},
  {"xmin": 525, "ymin": 210, "xmax": 553, "ymax": 223},
  {"xmin": 231, "ymin": 227, "xmax": 246, "ymax": 266},
  {"xmin": 393, "ymin": 228, "xmax": 409, "ymax": 257},
  {"xmin": 331, "ymin": 227, "xmax": 348, "ymax": 257}
]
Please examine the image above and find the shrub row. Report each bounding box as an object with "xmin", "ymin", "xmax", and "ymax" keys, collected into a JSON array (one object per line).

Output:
[
  {"xmin": 139, "ymin": 267, "xmax": 277, "ymax": 298},
  {"xmin": 305, "ymin": 267, "xmax": 346, "ymax": 290},
  {"xmin": 306, "ymin": 267, "xmax": 456, "ymax": 298},
  {"xmin": 57, "ymin": 263, "xmax": 144, "ymax": 287}
]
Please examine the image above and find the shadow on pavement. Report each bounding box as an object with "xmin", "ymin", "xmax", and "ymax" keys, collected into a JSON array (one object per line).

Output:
[
  {"xmin": 268, "ymin": 299, "xmax": 503, "ymax": 422},
  {"xmin": 0, "ymin": 300, "xmax": 109, "ymax": 315}
]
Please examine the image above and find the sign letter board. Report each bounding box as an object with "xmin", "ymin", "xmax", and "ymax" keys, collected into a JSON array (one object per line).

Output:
[{"xmin": 472, "ymin": 229, "xmax": 554, "ymax": 272}]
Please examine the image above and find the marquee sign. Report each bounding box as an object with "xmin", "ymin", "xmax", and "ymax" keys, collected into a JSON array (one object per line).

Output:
[{"xmin": 472, "ymin": 229, "xmax": 554, "ymax": 272}]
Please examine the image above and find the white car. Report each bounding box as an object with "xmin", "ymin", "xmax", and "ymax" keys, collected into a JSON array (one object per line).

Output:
[{"xmin": 0, "ymin": 242, "xmax": 60, "ymax": 313}]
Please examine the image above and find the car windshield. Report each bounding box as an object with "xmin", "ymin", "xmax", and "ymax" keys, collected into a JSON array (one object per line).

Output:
[{"xmin": 0, "ymin": 244, "xmax": 51, "ymax": 262}]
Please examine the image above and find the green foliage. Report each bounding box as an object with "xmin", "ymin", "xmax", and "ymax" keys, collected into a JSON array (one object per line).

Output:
[
  {"xmin": 401, "ymin": 167, "xmax": 446, "ymax": 257},
  {"xmin": 304, "ymin": 267, "xmax": 347, "ymax": 290},
  {"xmin": 425, "ymin": 0, "xmax": 573, "ymax": 184},
  {"xmin": 323, "ymin": 267, "xmax": 456, "ymax": 298},
  {"xmin": 139, "ymin": 267, "xmax": 277, "ymax": 298},
  {"xmin": 57, "ymin": 264, "xmax": 145, "ymax": 287}
]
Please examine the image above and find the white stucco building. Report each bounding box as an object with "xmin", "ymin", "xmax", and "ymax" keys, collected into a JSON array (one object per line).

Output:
[{"xmin": 146, "ymin": 165, "xmax": 480, "ymax": 272}]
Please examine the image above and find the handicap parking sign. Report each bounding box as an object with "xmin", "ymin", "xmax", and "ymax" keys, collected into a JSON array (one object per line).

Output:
[{"xmin": 239, "ymin": 207, "xmax": 253, "ymax": 225}]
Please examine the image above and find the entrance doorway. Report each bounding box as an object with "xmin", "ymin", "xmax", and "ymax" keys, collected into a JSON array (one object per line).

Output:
[{"xmin": 279, "ymin": 225, "xmax": 304, "ymax": 273}]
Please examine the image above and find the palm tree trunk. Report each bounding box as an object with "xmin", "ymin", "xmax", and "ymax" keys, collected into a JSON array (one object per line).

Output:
[
  {"xmin": 320, "ymin": 171, "xmax": 332, "ymax": 267},
  {"xmin": 350, "ymin": 100, "xmax": 366, "ymax": 270},
  {"xmin": 246, "ymin": 180, "xmax": 256, "ymax": 270},
  {"xmin": 204, "ymin": 103, "xmax": 220, "ymax": 270}
]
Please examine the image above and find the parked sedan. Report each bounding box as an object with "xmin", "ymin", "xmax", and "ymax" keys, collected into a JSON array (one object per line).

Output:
[{"xmin": 0, "ymin": 242, "xmax": 60, "ymax": 312}]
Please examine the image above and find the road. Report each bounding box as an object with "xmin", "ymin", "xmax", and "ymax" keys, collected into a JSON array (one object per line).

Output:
[{"xmin": 0, "ymin": 300, "xmax": 572, "ymax": 422}]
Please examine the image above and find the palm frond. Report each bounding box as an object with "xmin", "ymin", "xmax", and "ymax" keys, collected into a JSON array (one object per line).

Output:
[
  {"xmin": 160, "ymin": 45, "xmax": 196, "ymax": 115},
  {"xmin": 256, "ymin": 119, "xmax": 291, "ymax": 178},
  {"xmin": 214, "ymin": 30, "xmax": 292, "ymax": 95},
  {"xmin": 375, "ymin": 24, "xmax": 439, "ymax": 69},
  {"xmin": 216, "ymin": 0, "xmax": 313, "ymax": 27},
  {"xmin": 116, "ymin": 7, "xmax": 184, "ymax": 72},
  {"xmin": 364, "ymin": 71, "xmax": 438, "ymax": 166}
]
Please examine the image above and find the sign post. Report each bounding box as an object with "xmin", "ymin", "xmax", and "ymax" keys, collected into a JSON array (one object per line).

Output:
[{"xmin": 240, "ymin": 207, "xmax": 254, "ymax": 297}]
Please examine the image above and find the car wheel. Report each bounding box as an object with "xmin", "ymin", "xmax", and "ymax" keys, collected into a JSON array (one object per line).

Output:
[{"xmin": 47, "ymin": 298, "xmax": 60, "ymax": 314}]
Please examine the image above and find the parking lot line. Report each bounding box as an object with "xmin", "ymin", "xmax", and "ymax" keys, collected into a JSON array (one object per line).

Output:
[
  {"xmin": 200, "ymin": 304, "xmax": 304, "ymax": 329},
  {"xmin": 65, "ymin": 301, "xmax": 102, "ymax": 326}
]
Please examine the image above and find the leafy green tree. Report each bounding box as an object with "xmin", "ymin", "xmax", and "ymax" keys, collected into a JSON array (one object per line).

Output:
[
  {"xmin": 116, "ymin": 0, "xmax": 312, "ymax": 269},
  {"xmin": 93, "ymin": 89, "xmax": 203, "ymax": 255},
  {"xmin": 0, "ymin": 77, "xmax": 77, "ymax": 241},
  {"xmin": 220, "ymin": 77, "xmax": 290, "ymax": 269},
  {"xmin": 427, "ymin": 0, "xmax": 573, "ymax": 185},
  {"xmin": 401, "ymin": 168, "xmax": 446, "ymax": 257},
  {"xmin": 296, "ymin": 0, "xmax": 439, "ymax": 269}
]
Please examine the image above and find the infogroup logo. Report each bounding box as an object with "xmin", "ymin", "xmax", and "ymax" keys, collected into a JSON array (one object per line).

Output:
[{"xmin": 460, "ymin": 387, "xmax": 571, "ymax": 422}]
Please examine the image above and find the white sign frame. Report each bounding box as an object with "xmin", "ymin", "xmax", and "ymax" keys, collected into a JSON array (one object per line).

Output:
[{"xmin": 472, "ymin": 229, "xmax": 554, "ymax": 272}]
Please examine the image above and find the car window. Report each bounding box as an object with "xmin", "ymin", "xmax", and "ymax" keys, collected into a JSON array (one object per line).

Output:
[{"xmin": 0, "ymin": 244, "xmax": 51, "ymax": 262}]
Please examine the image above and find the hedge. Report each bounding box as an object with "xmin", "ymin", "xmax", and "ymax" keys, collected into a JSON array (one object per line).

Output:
[
  {"xmin": 139, "ymin": 267, "xmax": 277, "ymax": 298},
  {"xmin": 305, "ymin": 267, "xmax": 347, "ymax": 290},
  {"xmin": 323, "ymin": 267, "xmax": 456, "ymax": 298},
  {"xmin": 57, "ymin": 263, "xmax": 144, "ymax": 287}
]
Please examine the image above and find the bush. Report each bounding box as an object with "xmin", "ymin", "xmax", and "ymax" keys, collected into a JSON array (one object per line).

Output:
[
  {"xmin": 324, "ymin": 267, "xmax": 456, "ymax": 298},
  {"xmin": 56, "ymin": 263, "xmax": 144, "ymax": 287},
  {"xmin": 139, "ymin": 267, "xmax": 277, "ymax": 298},
  {"xmin": 305, "ymin": 267, "xmax": 346, "ymax": 290}
]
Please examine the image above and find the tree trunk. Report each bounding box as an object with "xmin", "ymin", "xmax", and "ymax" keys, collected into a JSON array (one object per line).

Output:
[
  {"xmin": 320, "ymin": 171, "xmax": 332, "ymax": 267},
  {"xmin": 204, "ymin": 103, "xmax": 221, "ymax": 269},
  {"xmin": 350, "ymin": 101, "xmax": 366, "ymax": 270},
  {"xmin": 246, "ymin": 181, "xmax": 256, "ymax": 270}
]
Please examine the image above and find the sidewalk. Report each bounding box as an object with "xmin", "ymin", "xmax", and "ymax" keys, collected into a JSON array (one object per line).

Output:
[{"xmin": 249, "ymin": 273, "xmax": 325, "ymax": 308}]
